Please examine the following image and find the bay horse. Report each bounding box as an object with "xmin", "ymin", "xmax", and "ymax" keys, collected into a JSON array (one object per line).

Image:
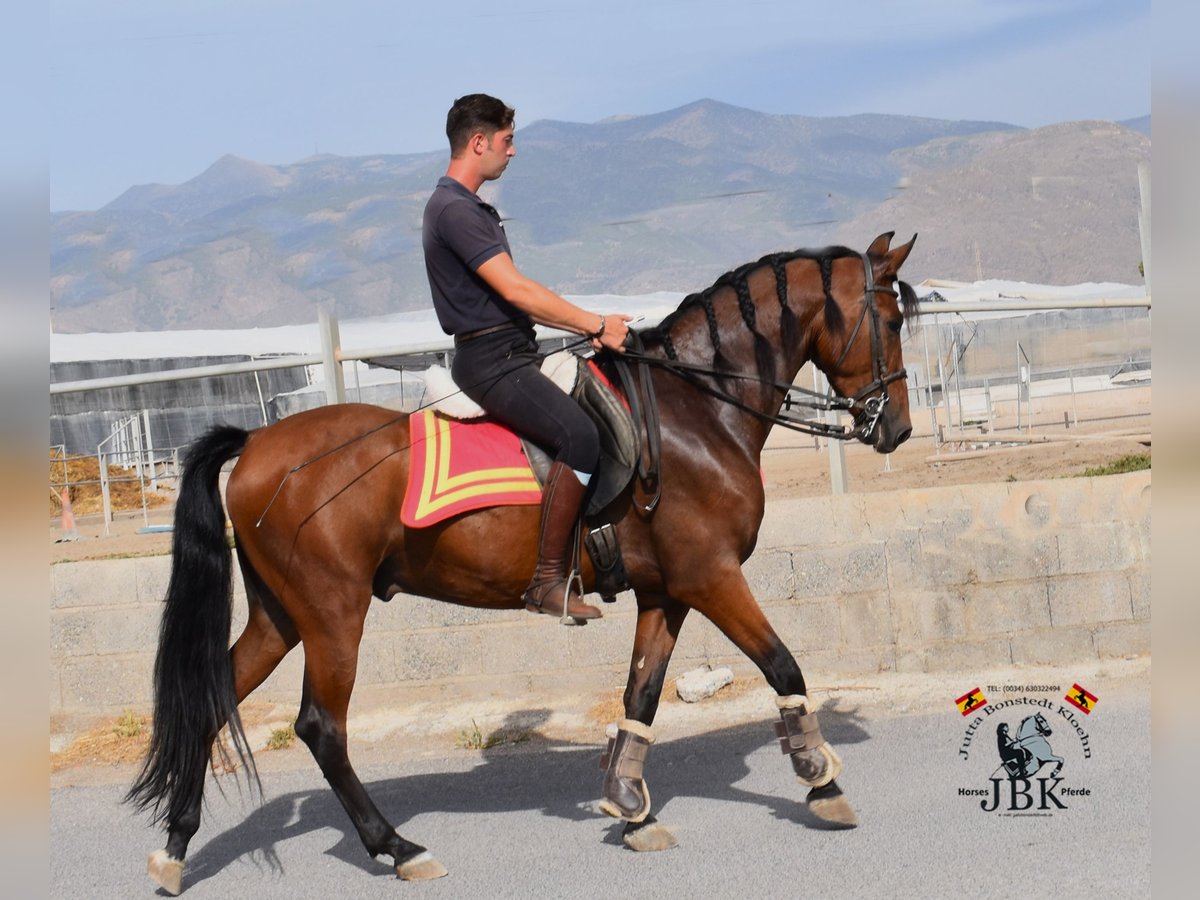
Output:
[{"xmin": 128, "ymin": 232, "xmax": 919, "ymax": 893}]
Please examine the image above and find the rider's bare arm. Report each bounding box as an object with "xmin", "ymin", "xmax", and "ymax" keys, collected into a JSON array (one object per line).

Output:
[{"xmin": 475, "ymin": 252, "xmax": 629, "ymax": 351}]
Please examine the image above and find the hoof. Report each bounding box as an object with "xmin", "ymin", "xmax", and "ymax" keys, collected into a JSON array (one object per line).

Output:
[
  {"xmin": 622, "ymin": 816, "xmax": 678, "ymax": 852},
  {"xmin": 807, "ymin": 781, "xmax": 858, "ymax": 828},
  {"xmin": 395, "ymin": 850, "xmax": 448, "ymax": 881},
  {"xmin": 148, "ymin": 849, "xmax": 184, "ymax": 895}
]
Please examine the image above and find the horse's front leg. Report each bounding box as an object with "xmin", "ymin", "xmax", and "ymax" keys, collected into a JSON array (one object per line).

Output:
[
  {"xmin": 600, "ymin": 597, "xmax": 689, "ymax": 851},
  {"xmin": 678, "ymin": 563, "xmax": 857, "ymax": 828}
]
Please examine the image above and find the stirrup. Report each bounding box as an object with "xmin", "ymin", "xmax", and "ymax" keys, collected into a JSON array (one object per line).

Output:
[
  {"xmin": 522, "ymin": 569, "xmax": 601, "ymax": 624},
  {"xmin": 559, "ymin": 569, "xmax": 587, "ymax": 625}
]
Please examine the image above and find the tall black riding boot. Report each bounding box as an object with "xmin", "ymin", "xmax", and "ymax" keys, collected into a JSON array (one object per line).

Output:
[{"xmin": 522, "ymin": 461, "xmax": 602, "ymax": 621}]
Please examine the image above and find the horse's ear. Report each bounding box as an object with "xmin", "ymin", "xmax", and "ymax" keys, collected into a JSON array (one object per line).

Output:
[
  {"xmin": 880, "ymin": 233, "xmax": 918, "ymax": 277},
  {"xmin": 866, "ymin": 232, "xmax": 895, "ymax": 259}
]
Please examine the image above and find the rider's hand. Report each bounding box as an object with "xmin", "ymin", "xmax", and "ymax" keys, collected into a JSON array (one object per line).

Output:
[{"xmin": 592, "ymin": 314, "xmax": 632, "ymax": 353}]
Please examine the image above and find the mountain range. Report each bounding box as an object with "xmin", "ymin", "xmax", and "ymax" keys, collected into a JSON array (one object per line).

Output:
[{"xmin": 50, "ymin": 100, "xmax": 1151, "ymax": 333}]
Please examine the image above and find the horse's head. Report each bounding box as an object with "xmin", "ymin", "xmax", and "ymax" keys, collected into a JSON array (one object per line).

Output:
[
  {"xmin": 1017, "ymin": 712, "xmax": 1053, "ymax": 740},
  {"xmin": 816, "ymin": 232, "xmax": 918, "ymax": 454}
]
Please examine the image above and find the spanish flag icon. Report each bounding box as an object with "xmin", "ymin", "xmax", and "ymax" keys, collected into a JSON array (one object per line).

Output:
[
  {"xmin": 955, "ymin": 687, "xmax": 987, "ymax": 716},
  {"xmin": 1065, "ymin": 683, "xmax": 1098, "ymax": 714}
]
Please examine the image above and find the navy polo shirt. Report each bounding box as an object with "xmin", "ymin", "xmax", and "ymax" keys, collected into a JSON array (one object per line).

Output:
[{"xmin": 422, "ymin": 176, "xmax": 530, "ymax": 336}]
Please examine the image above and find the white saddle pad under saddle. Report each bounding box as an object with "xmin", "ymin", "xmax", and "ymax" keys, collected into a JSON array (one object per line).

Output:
[{"xmin": 420, "ymin": 350, "xmax": 581, "ymax": 419}]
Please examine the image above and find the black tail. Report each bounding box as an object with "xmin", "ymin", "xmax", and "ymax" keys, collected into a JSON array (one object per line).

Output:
[{"xmin": 126, "ymin": 425, "xmax": 255, "ymax": 827}]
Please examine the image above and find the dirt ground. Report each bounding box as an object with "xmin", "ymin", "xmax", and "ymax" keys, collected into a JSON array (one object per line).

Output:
[
  {"xmin": 50, "ymin": 424, "xmax": 1150, "ymax": 564},
  {"xmin": 759, "ymin": 426, "xmax": 1150, "ymax": 499}
]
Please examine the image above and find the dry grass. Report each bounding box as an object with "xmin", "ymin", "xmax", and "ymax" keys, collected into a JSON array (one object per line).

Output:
[
  {"xmin": 1077, "ymin": 453, "xmax": 1151, "ymax": 477},
  {"xmin": 265, "ymin": 724, "xmax": 296, "ymax": 751},
  {"xmin": 51, "ymin": 702, "xmax": 288, "ymax": 772},
  {"xmin": 51, "ymin": 712, "xmax": 152, "ymax": 772},
  {"xmin": 49, "ymin": 451, "xmax": 171, "ymax": 517},
  {"xmin": 454, "ymin": 719, "xmax": 532, "ymax": 750}
]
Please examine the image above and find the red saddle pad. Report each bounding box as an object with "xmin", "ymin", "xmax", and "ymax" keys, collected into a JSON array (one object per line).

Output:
[{"xmin": 402, "ymin": 409, "xmax": 543, "ymax": 527}]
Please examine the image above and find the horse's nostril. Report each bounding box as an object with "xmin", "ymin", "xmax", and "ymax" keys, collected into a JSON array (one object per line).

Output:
[{"xmin": 895, "ymin": 426, "xmax": 912, "ymax": 446}]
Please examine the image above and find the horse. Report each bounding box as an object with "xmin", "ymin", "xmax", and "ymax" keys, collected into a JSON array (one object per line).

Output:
[
  {"xmin": 1011, "ymin": 713, "xmax": 1064, "ymax": 777},
  {"xmin": 127, "ymin": 231, "xmax": 919, "ymax": 894}
]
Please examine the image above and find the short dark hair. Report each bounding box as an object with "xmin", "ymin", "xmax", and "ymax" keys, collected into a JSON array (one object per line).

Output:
[{"xmin": 446, "ymin": 94, "xmax": 515, "ymax": 156}]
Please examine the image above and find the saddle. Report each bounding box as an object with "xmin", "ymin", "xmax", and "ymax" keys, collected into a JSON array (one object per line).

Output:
[
  {"xmin": 519, "ymin": 359, "xmax": 636, "ymax": 515},
  {"xmin": 419, "ymin": 351, "xmax": 661, "ymax": 601}
]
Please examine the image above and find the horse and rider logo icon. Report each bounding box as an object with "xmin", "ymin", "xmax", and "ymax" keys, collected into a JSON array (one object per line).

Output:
[
  {"xmin": 954, "ymin": 683, "xmax": 1097, "ymax": 814},
  {"xmin": 994, "ymin": 713, "xmax": 1064, "ymax": 779}
]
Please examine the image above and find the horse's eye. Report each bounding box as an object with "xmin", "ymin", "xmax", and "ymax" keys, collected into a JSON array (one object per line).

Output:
[{"xmin": 887, "ymin": 319, "xmax": 903, "ymax": 334}]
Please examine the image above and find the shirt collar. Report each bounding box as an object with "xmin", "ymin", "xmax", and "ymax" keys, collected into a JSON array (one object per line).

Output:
[{"xmin": 437, "ymin": 175, "xmax": 499, "ymax": 215}]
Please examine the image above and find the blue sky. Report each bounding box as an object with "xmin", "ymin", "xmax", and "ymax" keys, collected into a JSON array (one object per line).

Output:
[{"xmin": 49, "ymin": 0, "xmax": 1150, "ymax": 212}]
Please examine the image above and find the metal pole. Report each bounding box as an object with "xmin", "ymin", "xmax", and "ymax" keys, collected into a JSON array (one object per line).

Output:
[
  {"xmin": 98, "ymin": 450, "xmax": 112, "ymax": 533},
  {"xmin": 133, "ymin": 415, "xmax": 150, "ymax": 527},
  {"xmin": 1016, "ymin": 342, "xmax": 1032, "ymax": 434},
  {"xmin": 922, "ymin": 322, "xmax": 939, "ymax": 452},
  {"xmin": 952, "ymin": 336, "xmax": 964, "ymax": 436},
  {"xmin": 1069, "ymin": 368, "xmax": 1077, "ymax": 427},
  {"xmin": 132, "ymin": 412, "xmax": 144, "ymax": 481},
  {"xmin": 319, "ymin": 308, "xmax": 346, "ymax": 405},
  {"xmin": 130, "ymin": 414, "xmax": 150, "ymax": 526},
  {"xmin": 142, "ymin": 409, "xmax": 158, "ymax": 490},
  {"xmin": 814, "ymin": 369, "xmax": 848, "ymax": 494},
  {"xmin": 251, "ymin": 357, "xmax": 269, "ymax": 425},
  {"xmin": 1138, "ymin": 162, "xmax": 1151, "ymax": 295},
  {"xmin": 935, "ymin": 320, "xmax": 948, "ymax": 445},
  {"xmin": 1015, "ymin": 344, "xmax": 1022, "ymax": 432}
]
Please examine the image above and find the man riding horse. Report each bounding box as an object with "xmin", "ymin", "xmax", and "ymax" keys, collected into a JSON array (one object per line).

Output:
[{"xmin": 421, "ymin": 93, "xmax": 631, "ymax": 621}]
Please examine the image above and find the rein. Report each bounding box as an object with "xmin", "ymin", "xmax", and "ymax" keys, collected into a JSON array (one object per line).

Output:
[
  {"xmin": 620, "ymin": 253, "xmax": 906, "ymax": 441},
  {"xmin": 254, "ymin": 249, "xmax": 907, "ymax": 524}
]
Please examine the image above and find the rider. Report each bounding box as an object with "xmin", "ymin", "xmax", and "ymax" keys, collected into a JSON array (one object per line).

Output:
[
  {"xmin": 422, "ymin": 93, "xmax": 630, "ymax": 621},
  {"xmin": 996, "ymin": 722, "xmax": 1031, "ymax": 777}
]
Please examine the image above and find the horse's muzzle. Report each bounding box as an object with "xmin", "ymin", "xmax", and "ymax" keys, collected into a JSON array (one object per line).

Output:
[{"xmin": 859, "ymin": 411, "xmax": 911, "ymax": 454}]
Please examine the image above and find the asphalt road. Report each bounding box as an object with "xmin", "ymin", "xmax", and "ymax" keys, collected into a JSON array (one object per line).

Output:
[{"xmin": 51, "ymin": 672, "xmax": 1149, "ymax": 899}]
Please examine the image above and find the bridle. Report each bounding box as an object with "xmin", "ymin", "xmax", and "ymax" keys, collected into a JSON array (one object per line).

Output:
[
  {"xmin": 620, "ymin": 252, "xmax": 907, "ymax": 442},
  {"xmin": 822, "ymin": 252, "xmax": 908, "ymax": 439}
]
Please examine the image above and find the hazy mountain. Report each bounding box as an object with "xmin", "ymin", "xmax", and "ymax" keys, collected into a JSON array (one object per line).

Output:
[
  {"xmin": 836, "ymin": 120, "xmax": 1151, "ymax": 285},
  {"xmin": 1121, "ymin": 115, "xmax": 1151, "ymax": 136},
  {"xmin": 50, "ymin": 100, "xmax": 1149, "ymax": 333}
]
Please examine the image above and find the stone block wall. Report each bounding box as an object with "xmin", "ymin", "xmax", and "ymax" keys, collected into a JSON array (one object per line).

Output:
[{"xmin": 49, "ymin": 472, "xmax": 1151, "ymax": 716}]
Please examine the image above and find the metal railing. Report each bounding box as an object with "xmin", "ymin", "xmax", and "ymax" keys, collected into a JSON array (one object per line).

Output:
[{"xmin": 49, "ymin": 296, "xmax": 1152, "ymax": 499}]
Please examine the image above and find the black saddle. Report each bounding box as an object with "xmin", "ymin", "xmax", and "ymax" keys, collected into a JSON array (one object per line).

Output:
[
  {"xmin": 520, "ymin": 356, "xmax": 657, "ymax": 601},
  {"xmin": 520, "ymin": 358, "xmax": 638, "ymax": 515}
]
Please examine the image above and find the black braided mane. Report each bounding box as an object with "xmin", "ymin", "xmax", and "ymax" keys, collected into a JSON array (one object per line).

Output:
[{"xmin": 644, "ymin": 245, "xmax": 865, "ymax": 383}]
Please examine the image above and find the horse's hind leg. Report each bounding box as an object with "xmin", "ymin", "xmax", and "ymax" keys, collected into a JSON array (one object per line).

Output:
[
  {"xmin": 675, "ymin": 566, "xmax": 857, "ymax": 827},
  {"xmin": 151, "ymin": 601, "xmax": 296, "ymax": 895},
  {"xmin": 292, "ymin": 627, "xmax": 447, "ymax": 881},
  {"xmin": 600, "ymin": 598, "xmax": 689, "ymax": 851}
]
